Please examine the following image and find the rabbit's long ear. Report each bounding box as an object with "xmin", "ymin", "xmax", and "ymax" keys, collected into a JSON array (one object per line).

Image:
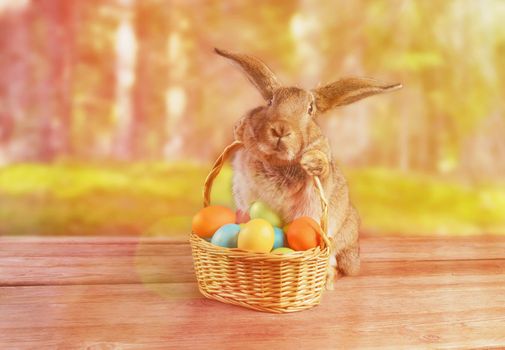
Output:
[
  {"xmin": 312, "ymin": 77, "xmax": 402, "ymax": 113},
  {"xmin": 215, "ymin": 48, "xmax": 280, "ymax": 100}
]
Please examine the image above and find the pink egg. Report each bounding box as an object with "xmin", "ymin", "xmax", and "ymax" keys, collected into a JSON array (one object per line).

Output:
[{"xmin": 236, "ymin": 209, "xmax": 250, "ymax": 224}]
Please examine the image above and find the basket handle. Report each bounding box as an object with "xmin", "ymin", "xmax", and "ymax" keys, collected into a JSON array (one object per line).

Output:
[{"xmin": 202, "ymin": 141, "xmax": 332, "ymax": 250}]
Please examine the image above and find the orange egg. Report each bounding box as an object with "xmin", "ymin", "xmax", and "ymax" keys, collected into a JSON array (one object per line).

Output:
[
  {"xmin": 192, "ymin": 206, "xmax": 236, "ymax": 238},
  {"xmin": 285, "ymin": 216, "xmax": 321, "ymax": 251}
]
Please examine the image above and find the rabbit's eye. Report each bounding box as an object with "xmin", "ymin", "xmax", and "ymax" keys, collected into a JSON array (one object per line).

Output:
[{"xmin": 308, "ymin": 101, "xmax": 314, "ymax": 115}]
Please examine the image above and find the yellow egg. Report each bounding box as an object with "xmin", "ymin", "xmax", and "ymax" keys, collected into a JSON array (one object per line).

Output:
[{"xmin": 237, "ymin": 218, "xmax": 275, "ymax": 253}]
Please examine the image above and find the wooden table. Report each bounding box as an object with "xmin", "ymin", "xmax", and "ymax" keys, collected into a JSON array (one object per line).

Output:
[{"xmin": 1, "ymin": 235, "xmax": 504, "ymax": 349}]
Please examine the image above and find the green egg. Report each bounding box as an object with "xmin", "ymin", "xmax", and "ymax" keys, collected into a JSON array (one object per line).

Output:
[
  {"xmin": 271, "ymin": 247, "xmax": 295, "ymax": 254},
  {"xmin": 249, "ymin": 201, "xmax": 283, "ymax": 227}
]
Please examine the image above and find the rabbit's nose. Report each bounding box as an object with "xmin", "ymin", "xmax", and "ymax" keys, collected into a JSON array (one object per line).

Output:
[{"xmin": 270, "ymin": 121, "xmax": 291, "ymax": 139}]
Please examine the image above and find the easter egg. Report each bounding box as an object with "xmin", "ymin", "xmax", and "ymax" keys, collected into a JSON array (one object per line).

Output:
[
  {"xmin": 211, "ymin": 223, "xmax": 240, "ymax": 248},
  {"xmin": 237, "ymin": 218, "xmax": 275, "ymax": 253},
  {"xmin": 272, "ymin": 247, "xmax": 295, "ymax": 254},
  {"xmin": 249, "ymin": 201, "xmax": 283, "ymax": 227},
  {"xmin": 273, "ymin": 227, "xmax": 285, "ymax": 249},
  {"xmin": 192, "ymin": 206, "xmax": 236, "ymax": 238},
  {"xmin": 235, "ymin": 209, "xmax": 250, "ymax": 224},
  {"xmin": 286, "ymin": 216, "xmax": 321, "ymax": 251}
]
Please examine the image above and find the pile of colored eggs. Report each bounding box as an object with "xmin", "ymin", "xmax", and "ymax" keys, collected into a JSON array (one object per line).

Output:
[{"xmin": 192, "ymin": 201, "xmax": 322, "ymax": 254}]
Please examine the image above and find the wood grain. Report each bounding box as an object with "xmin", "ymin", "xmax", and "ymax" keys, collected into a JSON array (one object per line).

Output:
[
  {"xmin": 3, "ymin": 235, "xmax": 504, "ymax": 260},
  {"xmin": 1, "ymin": 235, "xmax": 504, "ymax": 349},
  {"xmin": 1, "ymin": 274, "xmax": 504, "ymax": 349},
  {"xmin": 360, "ymin": 235, "xmax": 505, "ymax": 262}
]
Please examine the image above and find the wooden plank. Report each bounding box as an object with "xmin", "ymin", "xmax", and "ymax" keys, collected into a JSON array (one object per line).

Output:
[
  {"xmin": 1, "ymin": 237, "xmax": 505, "ymax": 348},
  {"xmin": 1, "ymin": 319, "xmax": 503, "ymax": 350},
  {"xmin": 0, "ymin": 255, "xmax": 196, "ymax": 286},
  {"xmin": 2, "ymin": 260, "xmax": 505, "ymax": 309},
  {"xmin": 1, "ymin": 270, "xmax": 504, "ymax": 349},
  {"xmin": 2, "ymin": 235, "xmax": 504, "ymax": 261},
  {"xmin": 2, "ymin": 250, "xmax": 504, "ymax": 287},
  {"xmin": 1, "ymin": 237, "xmax": 505, "ymax": 286},
  {"xmin": 360, "ymin": 235, "xmax": 505, "ymax": 261},
  {"xmin": 0, "ymin": 236, "xmax": 189, "ymax": 244},
  {"xmin": 0, "ymin": 240, "xmax": 192, "ymax": 257}
]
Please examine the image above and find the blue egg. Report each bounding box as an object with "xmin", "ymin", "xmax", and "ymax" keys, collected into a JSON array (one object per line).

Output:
[
  {"xmin": 273, "ymin": 226, "xmax": 285, "ymax": 249},
  {"xmin": 211, "ymin": 224, "xmax": 240, "ymax": 248}
]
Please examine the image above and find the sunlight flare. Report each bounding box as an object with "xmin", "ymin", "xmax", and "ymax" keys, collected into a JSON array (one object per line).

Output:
[{"xmin": 0, "ymin": 0, "xmax": 29, "ymax": 14}]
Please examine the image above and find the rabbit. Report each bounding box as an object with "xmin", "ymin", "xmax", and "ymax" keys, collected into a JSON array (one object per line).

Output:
[{"xmin": 215, "ymin": 48, "xmax": 401, "ymax": 283}]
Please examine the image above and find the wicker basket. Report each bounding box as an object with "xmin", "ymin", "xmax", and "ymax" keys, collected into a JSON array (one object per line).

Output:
[{"xmin": 189, "ymin": 141, "xmax": 333, "ymax": 313}]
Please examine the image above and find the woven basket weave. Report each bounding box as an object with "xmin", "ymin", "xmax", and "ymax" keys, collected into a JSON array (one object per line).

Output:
[{"xmin": 189, "ymin": 141, "xmax": 333, "ymax": 313}]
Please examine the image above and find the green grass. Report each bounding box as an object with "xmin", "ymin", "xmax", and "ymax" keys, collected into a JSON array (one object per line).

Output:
[
  {"xmin": 0, "ymin": 163, "xmax": 504, "ymax": 236},
  {"xmin": 0, "ymin": 162, "xmax": 233, "ymax": 236},
  {"xmin": 347, "ymin": 168, "xmax": 505, "ymax": 236}
]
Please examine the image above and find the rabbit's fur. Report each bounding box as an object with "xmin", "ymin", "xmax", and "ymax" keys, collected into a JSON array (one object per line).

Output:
[{"xmin": 216, "ymin": 48, "xmax": 401, "ymax": 281}]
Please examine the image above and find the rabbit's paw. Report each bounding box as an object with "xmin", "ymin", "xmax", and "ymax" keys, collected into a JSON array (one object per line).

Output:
[{"xmin": 300, "ymin": 150, "xmax": 329, "ymax": 177}]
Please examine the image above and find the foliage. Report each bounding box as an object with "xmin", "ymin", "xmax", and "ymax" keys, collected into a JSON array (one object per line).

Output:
[
  {"xmin": 0, "ymin": 163, "xmax": 503, "ymax": 236},
  {"xmin": 1, "ymin": 1, "xmax": 505, "ymax": 236},
  {"xmin": 1, "ymin": 0, "xmax": 504, "ymax": 174}
]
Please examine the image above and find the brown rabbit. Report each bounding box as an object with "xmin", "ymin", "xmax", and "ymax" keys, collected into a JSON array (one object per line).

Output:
[{"xmin": 215, "ymin": 48, "xmax": 401, "ymax": 281}]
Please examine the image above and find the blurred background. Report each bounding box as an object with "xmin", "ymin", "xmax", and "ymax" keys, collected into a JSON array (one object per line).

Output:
[{"xmin": 0, "ymin": 0, "xmax": 504, "ymax": 237}]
